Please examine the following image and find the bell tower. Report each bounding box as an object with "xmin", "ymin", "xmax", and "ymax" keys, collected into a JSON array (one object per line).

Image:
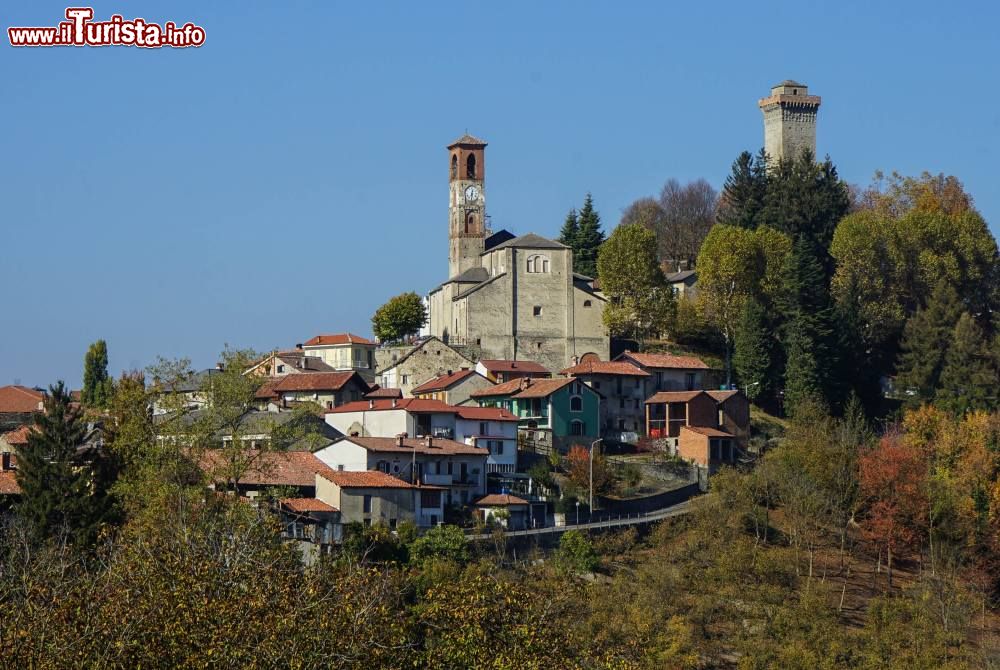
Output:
[{"xmin": 447, "ymin": 134, "xmax": 487, "ymax": 277}]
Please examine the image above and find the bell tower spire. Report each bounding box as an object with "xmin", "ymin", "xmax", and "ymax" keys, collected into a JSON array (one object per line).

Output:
[{"xmin": 447, "ymin": 133, "xmax": 487, "ymax": 277}]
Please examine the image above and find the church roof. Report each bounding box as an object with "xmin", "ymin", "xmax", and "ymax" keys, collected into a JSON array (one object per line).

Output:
[
  {"xmin": 485, "ymin": 233, "xmax": 567, "ymax": 252},
  {"xmin": 485, "ymin": 229, "xmax": 516, "ymax": 251},
  {"xmin": 448, "ymin": 133, "xmax": 488, "ymax": 148},
  {"xmin": 445, "ymin": 267, "xmax": 490, "ymax": 285},
  {"xmin": 453, "ymin": 272, "xmax": 504, "ymax": 301}
]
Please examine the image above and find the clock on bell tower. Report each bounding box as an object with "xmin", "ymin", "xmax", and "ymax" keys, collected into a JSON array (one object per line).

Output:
[{"xmin": 447, "ymin": 133, "xmax": 487, "ymax": 277}]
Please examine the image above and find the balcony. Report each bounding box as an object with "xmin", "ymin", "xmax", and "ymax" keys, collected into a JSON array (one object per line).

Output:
[{"xmin": 423, "ymin": 473, "xmax": 453, "ymax": 486}]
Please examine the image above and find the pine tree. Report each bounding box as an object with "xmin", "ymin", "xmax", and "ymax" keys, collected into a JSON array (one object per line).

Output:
[
  {"xmin": 82, "ymin": 339, "xmax": 113, "ymax": 408},
  {"xmin": 558, "ymin": 209, "xmax": 579, "ymax": 250},
  {"xmin": 936, "ymin": 313, "xmax": 996, "ymax": 415},
  {"xmin": 573, "ymin": 194, "xmax": 605, "ymax": 279},
  {"xmin": 895, "ymin": 280, "xmax": 963, "ymax": 407},
  {"xmin": 14, "ymin": 382, "xmax": 118, "ymax": 546},
  {"xmin": 733, "ymin": 297, "xmax": 772, "ymax": 403},
  {"xmin": 717, "ymin": 149, "xmax": 768, "ymax": 230},
  {"xmin": 780, "ymin": 237, "xmax": 839, "ymax": 414}
]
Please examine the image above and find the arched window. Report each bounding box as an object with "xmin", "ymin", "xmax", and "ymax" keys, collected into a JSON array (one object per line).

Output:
[
  {"xmin": 465, "ymin": 211, "xmax": 476, "ymax": 234},
  {"xmin": 526, "ymin": 254, "xmax": 550, "ymax": 273},
  {"xmin": 466, "ymin": 154, "xmax": 476, "ymax": 179},
  {"xmin": 570, "ymin": 395, "xmax": 583, "ymax": 412},
  {"xmin": 451, "ymin": 154, "xmax": 458, "ymax": 179},
  {"xmin": 583, "ymin": 300, "xmax": 592, "ymax": 307},
  {"xmin": 570, "ymin": 420, "xmax": 585, "ymax": 436}
]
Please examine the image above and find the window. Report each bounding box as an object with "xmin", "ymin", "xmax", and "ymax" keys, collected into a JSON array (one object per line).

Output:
[
  {"xmin": 421, "ymin": 490, "xmax": 441, "ymax": 508},
  {"xmin": 377, "ymin": 461, "xmax": 389, "ymax": 473},
  {"xmin": 480, "ymin": 422, "xmax": 488, "ymax": 435},
  {"xmin": 619, "ymin": 397, "xmax": 625, "ymax": 409},
  {"xmin": 685, "ymin": 372, "xmax": 696, "ymax": 391},
  {"xmin": 401, "ymin": 374, "xmax": 408, "ymax": 385},
  {"xmin": 570, "ymin": 420, "xmax": 585, "ymax": 436},
  {"xmin": 276, "ymin": 364, "xmax": 285, "ymax": 373},
  {"xmin": 583, "ymin": 300, "xmax": 592, "ymax": 308},
  {"xmin": 570, "ymin": 396, "xmax": 583, "ymax": 412},
  {"xmin": 363, "ymin": 495, "xmax": 372, "ymax": 513},
  {"xmin": 618, "ymin": 419, "xmax": 626, "ymax": 430},
  {"xmin": 466, "ymin": 153, "xmax": 476, "ymax": 179},
  {"xmin": 451, "ymin": 154, "xmax": 458, "ymax": 179},
  {"xmin": 465, "ymin": 211, "xmax": 476, "ymax": 234},
  {"xmin": 536, "ymin": 342, "xmax": 542, "ymax": 350},
  {"xmin": 533, "ymin": 306, "xmax": 542, "ymax": 317},
  {"xmin": 526, "ymin": 255, "xmax": 550, "ymax": 273}
]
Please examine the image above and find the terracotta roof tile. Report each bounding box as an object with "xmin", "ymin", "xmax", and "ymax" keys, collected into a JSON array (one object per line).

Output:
[
  {"xmin": 0, "ymin": 386, "xmax": 45, "ymax": 414},
  {"xmin": 617, "ymin": 352, "xmax": 708, "ymax": 370},
  {"xmin": 448, "ymin": 133, "xmax": 488, "ymax": 147},
  {"xmin": 302, "ymin": 333, "xmax": 375, "ymax": 347},
  {"xmin": 475, "ymin": 493, "xmax": 529, "ymax": 507},
  {"xmin": 200, "ymin": 450, "xmax": 338, "ymax": 488},
  {"xmin": 318, "ymin": 470, "xmax": 417, "ymax": 488},
  {"xmin": 561, "ymin": 360, "xmax": 650, "ymax": 377},
  {"xmin": 411, "ymin": 369, "xmax": 480, "ymax": 394},
  {"xmin": 1, "ymin": 426, "xmax": 33, "ymax": 446},
  {"xmin": 364, "ymin": 387, "xmax": 403, "ymax": 399},
  {"xmin": 706, "ymin": 390, "xmax": 740, "ymax": 403},
  {"xmin": 645, "ymin": 391, "xmax": 709, "ymax": 404},
  {"xmin": 681, "ymin": 425, "xmax": 733, "ymax": 438},
  {"xmin": 455, "ymin": 406, "xmax": 518, "ymax": 422},
  {"xmin": 340, "ymin": 436, "xmax": 488, "ymax": 456},
  {"xmin": 0, "ymin": 471, "xmax": 20, "ymax": 495},
  {"xmin": 272, "ymin": 372, "xmax": 360, "ymax": 393},
  {"xmin": 471, "ymin": 377, "xmax": 575, "ymax": 400},
  {"xmin": 281, "ymin": 497, "xmax": 338, "ymax": 513}
]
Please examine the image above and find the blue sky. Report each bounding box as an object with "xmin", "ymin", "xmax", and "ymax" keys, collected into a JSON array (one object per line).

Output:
[{"xmin": 2, "ymin": 1, "xmax": 998, "ymax": 388}]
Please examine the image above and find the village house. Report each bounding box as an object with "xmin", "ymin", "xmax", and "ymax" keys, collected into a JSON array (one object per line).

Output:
[
  {"xmin": 474, "ymin": 493, "xmax": 531, "ymax": 530},
  {"xmin": 665, "ymin": 269, "xmax": 698, "ymax": 299},
  {"xmin": 677, "ymin": 425, "xmax": 737, "ymax": 472},
  {"xmin": 561, "ymin": 359, "xmax": 650, "ymax": 443},
  {"xmin": 475, "ymin": 359, "xmax": 551, "ymax": 384},
  {"xmin": 614, "ymin": 351, "xmax": 710, "ymax": 392},
  {"xmin": 645, "ymin": 390, "xmax": 749, "ymax": 469},
  {"xmin": 314, "ymin": 469, "xmax": 444, "ymax": 529},
  {"xmin": 364, "ymin": 386, "xmax": 403, "ymax": 400},
  {"xmin": 471, "ymin": 377, "xmax": 601, "ymax": 455},
  {"xmin": 707, "ymin": 389, "xmax": 751, "ymax": 448},
  {"xmin": 0, "ymin": 425, "xmax": 31, "ymax": 454},
  {"xmin": 298, "ymin": 333, "xmax": 378, "ymax": 383},
  {"xmin": 0, "ymin": 385, "xmax": 45, "ymax": 432},
  {"xmin": 245, "ymin": 349, "xmax": 338, "ymax": 377},
  {"xmin": 410, "ymin": 368, "xmax": 493, "ymax": 406},
  {"xmin": 255, "ymin": 371, "xmax": 370, "ymax": 411},
  {"xmin": 151, "ymin": 366, "xmax": 224, "ymax": 415},
  {"xmin": 314, "ymin": 435, "xmax": 488, "ymax": 508},
  {"xmin": 375, "ymin": 336, "xmax": 475, "ymax": 398}
]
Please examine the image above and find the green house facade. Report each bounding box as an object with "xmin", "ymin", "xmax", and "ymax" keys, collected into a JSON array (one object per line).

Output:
[{"xmin": 470, "ymin": 377, "xmax": 600, "ymax": 455}]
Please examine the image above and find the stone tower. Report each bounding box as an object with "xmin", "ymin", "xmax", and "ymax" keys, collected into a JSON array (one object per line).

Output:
[
  {"xmin": 447, "ymin": 134, "xmax": 487, "ymax": 277},
  {"xmin": 758, "ymin": 80, "xmax": 821, "ymax": 163}
]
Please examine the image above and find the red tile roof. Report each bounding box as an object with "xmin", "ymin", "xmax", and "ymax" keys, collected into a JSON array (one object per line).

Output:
[
  {"xmin": 0, "ymin": 471, "xmax": 20, "ymax": 495},
  {"xmin": 706, "ymin": 390, "xmax": 741, "ymax": 403},
  {"xmin": 561, "ymin": 360, "xmax": 650, "ymax": 377},
  {"xmin": 271, "ymin": 372, "xmax": 360, "ymax": 393},
  {"xmin": 455, "ymin": 406, "xmax": 518, "ymax": 422},
  {"xmin": 199, "ymin": 450, "xmax": 337, "ymax": 488},
  {"xmin": 617, "ymin": 352, "xmax": 708, "ymax": 370},
  {"xmin": 340, "ymin": 436, "xmax": 488, "ymax": 456},
  {"xmin": 318, "ymin": 470, "xmax": 417, "ymax": 489},
  {"xmin": 255, "ymin": 378, "xmax": 282, "ymax": 400},
  {"xmin": 326, "ymin": 398, "xmax": 458, "ymax": 414},
  {"xmin": 411, "ymin": 369, "xmax": 480, "ymax": 394},
  {"xmin": 477, "ymin": 360, "xmax": 550, "ymax": 375},
  {"xmin": 471, "ymin": 377, "xmax": 575, "ymax": 399},
  {"xmin": 645, "ymin": 391, "xmax": 709, "ymax": 404},
  {"xmin": 1, "ymin": 426, "xmax": 32, "ymax": 446},
  {"xmin": 364, "ymin": 386, "xmax": 403, "ymax": 399},
  {"xmin": 302, "ymin": 333, "xmax": 375, "ymax": 346},
  {"xmin": 281, "ymin": 497, "xmax": 339, "ymax": 513},
  {"xmin": 475, "ymin": 493, "xmax": 529, "ymax": 507},
  {"xmin": 681, "ymin": 425, "xmax": 733, "ymax": 438},
  {"xmin": 0, "ymin": 386, "xmax": 45, "ymax": 414}
]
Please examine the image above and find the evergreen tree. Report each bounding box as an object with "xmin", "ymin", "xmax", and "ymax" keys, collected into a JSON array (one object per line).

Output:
[
  {"xmin": 895, "ymin": 280, "xmax": 963, "ymax": 407},
  {"xmin": 733, "ymin": 297, "xmax": 772, "ymax": 403},
  {"xmin": 14, "ymin": 382, "xmax": 118, "ymax": 546},
  {"xmin": 716, "ymin": 149, "xmax": 768, "ymax": 230},
  {"xmin": 573, "ymin": 193, "xmax": 605, "ymax": 278},
  {"xmin": 779, "ymin": 237, "xmax": 840, "ymax": 414},
  {"xmin": 558, "ymin": 208, "xmax": 579, "ymax": 250},
  {"xmin": 936, "ymin": 313, "xmax": 996, "ymax": 415},
  {"xmin": 82, "ymin": 339, "xmax": 113, "ymax": 408}
]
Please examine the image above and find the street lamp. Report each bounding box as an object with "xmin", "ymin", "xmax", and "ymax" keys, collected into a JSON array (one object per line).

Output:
[
  {"xmin": 575, "ymin": 500, "xmax": 580, "ymax": 525},
  {"xmin": 589, "ymin": 438, "xmax": 602, "ymax": 513}
]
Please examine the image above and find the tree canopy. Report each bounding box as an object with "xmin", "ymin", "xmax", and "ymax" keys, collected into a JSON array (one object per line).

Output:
[{"xmin": 371, "ymin": 291, "xmax": 427, "ymax": 343}]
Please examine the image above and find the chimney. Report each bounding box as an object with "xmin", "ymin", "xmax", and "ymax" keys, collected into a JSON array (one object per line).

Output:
[
  {"xmin": 391, "ymin": 398, "xmax": 398, "ymax": 408},
  {"xmin": 425, "ymin": 436, "xmax": 433, "ymax": 448},
  {"xmin": 369, "ymin": 399, "xmax": 374, "ymax": 409},
  {"xmin": 295, "ymin": 343, "xmax": 303, "ymax": 350},
  {"xmin": 396, "ymin": 434, "xmax": 405, "ymax": 447}
]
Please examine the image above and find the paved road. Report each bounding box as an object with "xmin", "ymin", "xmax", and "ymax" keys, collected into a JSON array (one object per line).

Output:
[{"xmin": 465, "ymin": 499, "xmax": 693, "ymax": 541}]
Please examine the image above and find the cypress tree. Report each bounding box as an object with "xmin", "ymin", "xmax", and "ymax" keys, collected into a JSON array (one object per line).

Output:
[
  {"xmin": 558, "ymin": 208, "xmax": 579, "ymax": 250},
  {"xmin": 573, "ymin": 194, "xmax": 605, "ymax": 278},
  {"xmin": 895, "ymin": 280, "xmax": 963, "ymax": 407},
  {"xmin": 82, "ymin": 339, "xmax": 113, "ymax": 408},
  {"xmin": 15, "ymin": 382, "xmax": 118, "ymax": 546},
  {"xmin": 717, "ymin": 149, "xmax": 768, "ymax": 230},
  {"xmin": 936, "ymin": 313, "xmax": 996, "ymax": 415},
  {"xmin": 733, "ymin": 297, "xmax": 772, "ymax": 403}
]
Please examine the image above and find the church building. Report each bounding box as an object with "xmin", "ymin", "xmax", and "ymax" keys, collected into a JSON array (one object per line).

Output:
[{"xmin": 427, "ymin": 134, "xmax": 609, "ymax": 374}]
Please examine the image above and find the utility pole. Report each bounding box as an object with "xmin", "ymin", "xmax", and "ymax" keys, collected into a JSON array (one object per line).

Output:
[{"xmin": 590, "ymin": 438, "xmax": 601, "ymax": 513}]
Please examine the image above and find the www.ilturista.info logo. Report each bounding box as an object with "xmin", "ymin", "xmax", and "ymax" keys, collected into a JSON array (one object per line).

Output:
[{"xmin": 8, "ymin": 8, "xmax": 205, "ymax": 48}]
